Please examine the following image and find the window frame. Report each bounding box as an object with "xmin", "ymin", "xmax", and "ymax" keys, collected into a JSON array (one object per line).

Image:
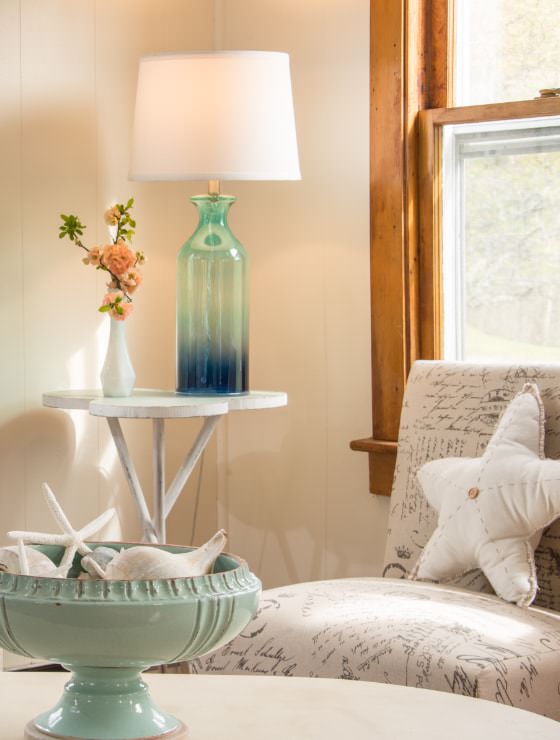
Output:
[
  {"xmin": 352, "ymin": 0, "xmax": 560, "ymax": 496},
  {"xmin": 350, "ymin": 0, "xmax": 452, "ymax": 495}
]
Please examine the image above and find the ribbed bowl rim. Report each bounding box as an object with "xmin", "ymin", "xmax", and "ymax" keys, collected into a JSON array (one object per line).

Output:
[{"xmin": 0, "ymin": 542, "xmax": 260, "ymax": 603}]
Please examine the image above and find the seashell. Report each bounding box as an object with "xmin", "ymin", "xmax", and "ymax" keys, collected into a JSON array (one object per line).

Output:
[
  {"xmin": 102, "ymin": 529, "xmax": 227, "ymax": 580},
  {"xmin": 0, "ymin": 545, "xmax": 68, "ymax": 578},
  {"xmin": 81, "ymin": 547, "xmax": 118, "ymax": 578}
]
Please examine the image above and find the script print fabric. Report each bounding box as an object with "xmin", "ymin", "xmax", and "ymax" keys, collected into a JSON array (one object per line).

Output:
[{"xmin": 192, "ymin": 578, "xmax": 560, "ymax": 720}]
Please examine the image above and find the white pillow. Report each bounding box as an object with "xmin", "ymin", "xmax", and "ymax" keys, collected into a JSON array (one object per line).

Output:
[{"xmin": 410, "ymin": 383, "xmax": 560, "ymax": 606}]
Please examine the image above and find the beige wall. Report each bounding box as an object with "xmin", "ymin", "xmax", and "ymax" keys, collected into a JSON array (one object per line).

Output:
[
  {"xmin": 213, "ymin": 0, "xmax": 390, "ymax": 586},
  {"xmin": 0, "ymin": 0, "xmax": 389, "ymax": 652}
]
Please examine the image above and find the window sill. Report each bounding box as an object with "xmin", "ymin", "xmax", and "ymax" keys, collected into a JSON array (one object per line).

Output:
[{"xmin": 350, "ymin": 438, "xmax": 397, "ymax": 496}]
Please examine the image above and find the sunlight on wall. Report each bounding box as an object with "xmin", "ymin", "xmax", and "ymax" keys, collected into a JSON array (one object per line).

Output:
[
  {"xmin": 66, "ymin": 347, "xmax": 87, "ymax": 391},
  {"xmin": 66, "ymin": 347, "xmax": 89, "ymax": 450},
  {"xmin": 98, "ymin": 473, "xmax": 125, "ymax": 541},
  {"xmin": 95, "ymin": 317, "xmax": 110, "ymax": 377}
]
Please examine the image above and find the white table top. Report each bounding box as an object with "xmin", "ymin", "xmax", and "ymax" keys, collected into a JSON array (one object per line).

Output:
[
  {"xmin": 1, "ymin": 673, "xmax": 557, "ymax": 740},
  {"xmin": 42, "ymin": 389, "xmax": 288, "ymax": 419}
]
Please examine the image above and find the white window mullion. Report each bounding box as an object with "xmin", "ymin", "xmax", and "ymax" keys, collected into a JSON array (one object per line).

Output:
[{"xmin": 442, "ymin": 125, "xmax": 465, "ymax": 360}]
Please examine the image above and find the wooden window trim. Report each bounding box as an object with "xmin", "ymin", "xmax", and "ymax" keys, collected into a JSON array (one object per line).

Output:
[
  {"xmin": 352, "ymin": 0, "xmax": 560, "ymax": 497},
  {"xmin": 350, "ymin": 0, "xmax": 451, "ymax": 495},
  {"xmin": 352, "ymin": 0, "xmax": 560, "ymax": 496}
]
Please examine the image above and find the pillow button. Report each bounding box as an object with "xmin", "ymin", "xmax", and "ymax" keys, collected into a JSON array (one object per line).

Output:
[{"xmin": 468, "ymin": 487, "xmax": 480, "ymax": 500}]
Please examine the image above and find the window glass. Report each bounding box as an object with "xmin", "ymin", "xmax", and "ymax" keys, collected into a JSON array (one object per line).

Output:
[
  {"xmin": 455, "ymin": 0, "xmax": 560, "ymax": 105},
  {"xmin": 442, "ymin": 116, "xmax": 560, "ymax": 362}
]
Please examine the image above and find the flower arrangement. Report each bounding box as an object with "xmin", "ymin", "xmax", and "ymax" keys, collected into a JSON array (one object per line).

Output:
[{"xmin": 59, "ymin": 199, "xmax": 146, "ymax": 320}]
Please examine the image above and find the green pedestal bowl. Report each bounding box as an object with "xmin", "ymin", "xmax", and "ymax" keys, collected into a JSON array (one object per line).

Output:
[{"xmin": 0, "ymin": 543, "xmax": 261, "ymax": 740}]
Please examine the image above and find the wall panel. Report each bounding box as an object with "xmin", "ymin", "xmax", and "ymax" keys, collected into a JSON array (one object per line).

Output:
[
  {"xmin": 217, "ymin": 0, "xmax": 381, "ymax": 586},
  {"xmin": 0, "ymin": 1, "xmax": 377, "ymax": 651}
]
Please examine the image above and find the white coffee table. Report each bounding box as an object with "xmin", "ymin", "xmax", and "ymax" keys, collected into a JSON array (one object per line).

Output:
[{"xmin": 1, "ymin": 672, "xmax": 557, "ymax": 739}]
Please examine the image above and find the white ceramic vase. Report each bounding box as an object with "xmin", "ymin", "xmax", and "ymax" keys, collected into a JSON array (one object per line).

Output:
[{"xmin": 100, "ymin": 318, "xmax": 136, "ymax": 397}]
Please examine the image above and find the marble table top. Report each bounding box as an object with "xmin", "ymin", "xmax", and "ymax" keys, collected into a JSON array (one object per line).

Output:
[{"xmin": 1, "ymin": 672, "xmax": 557, "ymax": 739}]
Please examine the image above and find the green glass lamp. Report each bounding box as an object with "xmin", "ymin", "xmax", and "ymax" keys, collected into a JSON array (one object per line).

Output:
[{"xmin": 130, "ymin": 51, "xmax": 301, "ymax": 395}]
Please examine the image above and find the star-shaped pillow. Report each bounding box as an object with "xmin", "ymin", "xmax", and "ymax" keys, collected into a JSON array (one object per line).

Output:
[{"xmin": 410, "ymin": 383, "xmax": 560, "ymax": 606}]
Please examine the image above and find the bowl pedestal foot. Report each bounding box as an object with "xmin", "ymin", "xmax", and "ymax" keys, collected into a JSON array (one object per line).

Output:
[
  {"xmin": 23, "ymin": 666, "xmax": 188, "ymax": 740},
  {"xmin": 24, "ymin": 721, "xmax": 188, "ymax": 740}
]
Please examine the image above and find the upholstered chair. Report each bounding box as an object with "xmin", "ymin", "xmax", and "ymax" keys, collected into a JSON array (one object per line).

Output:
[{"xmin": 193, "ymin": 362, "xmax": 560, "ymax": 720}]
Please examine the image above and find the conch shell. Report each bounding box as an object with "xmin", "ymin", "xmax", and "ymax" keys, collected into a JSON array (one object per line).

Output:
[
  {"xmin": 98, "ymin": 529, "xmax": 228, "ymax": 580},
  {"xmin": 0, "ymin": 544, "xmax": 69, "ymax": 578}
]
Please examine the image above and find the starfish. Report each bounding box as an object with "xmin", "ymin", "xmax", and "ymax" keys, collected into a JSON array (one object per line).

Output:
[
  {"xmin": 411, "ymin": 383, "xmax": 560, "ymax": 607},
  {"xmin": 16, "ymin": 539, "xmax": 29, "ymax": 576},
  {"xmin": 8, "ymin": 483, "xmax": 116, "ymax": 577}
]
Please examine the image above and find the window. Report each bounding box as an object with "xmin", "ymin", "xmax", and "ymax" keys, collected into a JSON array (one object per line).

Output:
[
  {"xmin": 354, "ymin": 1, "xmax": 560, "ymax": 495},
  {"xmin": 455, "ymin": 0, "xmax": 560, "ymax": 106},
  {"xmin": 441, "ymin": 0, "xmax": 560, "ymax": 362},
  {"xmin": 441, "ymin": 115, "xmax": 560, "ymax": 362}
]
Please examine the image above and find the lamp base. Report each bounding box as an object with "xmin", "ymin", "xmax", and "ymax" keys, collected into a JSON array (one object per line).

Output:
[
  {"xmin": 176, "ymin": 194, "xmax": 249, "ymax": 396},
  {"xmin": 176, "ymin": 388, "xmax": 249, "ymax": 397}
]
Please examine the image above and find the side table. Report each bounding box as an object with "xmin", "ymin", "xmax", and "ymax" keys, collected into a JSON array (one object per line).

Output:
[{"xmin": 42, "ymin": 389, "xmax": 287, "ymax": 543}]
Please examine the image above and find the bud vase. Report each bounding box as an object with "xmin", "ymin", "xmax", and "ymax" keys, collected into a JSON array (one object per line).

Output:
[
  {"xmin": 176, "ymin": 194, "xmax": 249, "ymax": 395},
  {"xmin": 100, "ymin": 318, "xmax": 136, "ymax": 397}
]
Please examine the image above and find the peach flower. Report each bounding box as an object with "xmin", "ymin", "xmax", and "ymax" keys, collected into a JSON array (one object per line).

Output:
[
  {"xmin": 102, "ymin": 290, "xmax": 124, "ymax": 307},
  {"xmin": 112, "ymin": 302, "xmax": 133, "ymax": 321},
  {"xmin": 101, "ymin": 290, "xmax": 133, "ymax": 321},
  {"xmin": 119, "ymin": 268, "xmax": 143, "ymax": 294},
  {"xmin": 104, "ymin": 206, "xmax": 121, "ymax": 226},
  {"xmin": 101, "ymin": 241, "xmax": 136, "ymax": 276},
  {"xmin": 83, "ymin": 246, "xmax": 104, "ymax": 267}
]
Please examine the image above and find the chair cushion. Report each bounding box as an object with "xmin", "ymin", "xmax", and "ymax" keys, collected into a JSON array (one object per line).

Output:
[{"xmin": 192, "ymin": 578, "xmax": 560, "ymax": 720}]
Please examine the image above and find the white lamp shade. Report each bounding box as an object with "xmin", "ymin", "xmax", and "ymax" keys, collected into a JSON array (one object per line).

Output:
[{"xmin": 129, "ymin": 51, "xmax": 301, "ymax": 181}]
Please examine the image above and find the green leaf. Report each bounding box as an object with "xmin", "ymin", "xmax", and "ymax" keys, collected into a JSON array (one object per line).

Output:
[
  {"xmin": 116, "ymin": 305, "xmax": 124, "ymax": 315},
  {"xmin": 99, "ymin": 305, "xmax": 111, "ymax": 313}
]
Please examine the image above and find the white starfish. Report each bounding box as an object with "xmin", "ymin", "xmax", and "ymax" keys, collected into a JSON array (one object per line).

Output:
[
  {"xmin": 8, "ymin": 483, "xmax": 116, "ymax": 576},
  {"xmin": 17, "ymin": 539, "xmax": 29, "ymax": 576}
]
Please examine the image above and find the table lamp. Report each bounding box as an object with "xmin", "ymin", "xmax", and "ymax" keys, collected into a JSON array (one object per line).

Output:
[{"xmin": 129, "ymin": 51, "xmax": 300, "ymax": 395}]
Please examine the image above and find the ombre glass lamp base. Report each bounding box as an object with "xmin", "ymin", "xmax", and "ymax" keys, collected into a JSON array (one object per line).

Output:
[{"xmin": 176, "ymin": 193, "xmax": 249, "ymax": 395}]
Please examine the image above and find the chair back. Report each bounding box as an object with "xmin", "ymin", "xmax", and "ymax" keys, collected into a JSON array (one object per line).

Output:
[{"xmin": 383, "ymin": 361, "xmax": 560, "ymax": 612}]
